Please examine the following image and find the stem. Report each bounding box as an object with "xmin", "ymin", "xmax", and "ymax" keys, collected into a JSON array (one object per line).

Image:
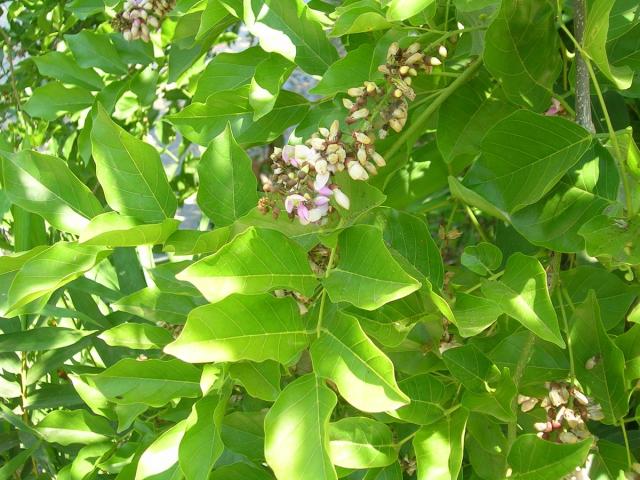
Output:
[
  {"xmin": 572, "ymin": 0, "xmax": 595, "ymax": 132},
  {"xmin": 384, "ymin": 56, "xmax": 483, "ymax": 161},
  {"xmin": 507, "ymin": 332, "xmax": 536, "ymax": 450},
  {"xmin": 556, "ymin": 288, "xmax": 576, "ymax": 388},
  {"xmin": 620, "ymin": 419, "xmax": 633, "ymax": 469},
  {"xmin": 464, "ymin": 204, "xmax": 488, "ymax": 242},
  {"xmin": 463, "ymin": 270, "xmax": 504, "ymax": 294},
  {"xmin": 316, "ymin": 244, "xmax": 338, "ymax": 338}
]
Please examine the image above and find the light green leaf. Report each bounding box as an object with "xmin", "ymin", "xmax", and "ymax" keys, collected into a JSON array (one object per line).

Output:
[
  {"xmin": 79, "ymin": 212, "xmax": 179, "ymax": 246},
  {"xmin": 508, "ymin": 435, "xmax": 593, "ymax": 480},
  {"xmin": 329, "ymin": 417, "xmax": 396, "ymax": 469},
  {"xmin": 179, "ymin": 388, "xmax": 231, "ymax": 480},
  {"xmin": 250, "ymin": 53, "xmax": 294, "ymax": 119},
  {"xmin": 481, "ymin": 253, "xmax": 564, "ymax": 347},
  {"xmin": 463, "ymin": 111, "xmax": 592, "ymax": 213},
  {"xmin": 311, "ymin": 311, "xmax": 409, "ymax": 412},
  {"xmin": 114, "ymin": 287, "xmax": 205, "ymax": 324},
  {"xmin": 165, "ymin": 294, "xmax": 309, "ymax": 364},
  {"xmin": 0, "ymin": 327, "xmax": 94, "ymax": 353},
  {"xmin": 210, "ymin": 463, "xmax": 274, "ymax": 480},
  {"xmin": 244, "ymin": 0, "xmax": 338, "ymax": 75},
  {"xmin": 461, "ymin": 242, "xmax": 502, "ymax": 275},
  {"xmin": 443, "ymin": 344, "xmax": 501, "ymax": 393},
  {"xmin": 510, "ymin": 143, "xmax": 619, "ymax": 253},
  {"xmin": 264, "ymin": 374, "xmax": 338, "ymax": 480},
  {"xmin": 36, "ymin": 409, "xmax": 114, "ymax": 446},
  {"xmin": 483, "ymin": 0, "xmax": 561, "ymax": 110},
  {"xmin": 136, "ymin": 421, "xmax": 186, "ymax": 480},
  {"xmin": 32, "ymin": 52, "xmax": 104, "ymax": 90},
  {"xmin": 579, "ymin": 214, "xmax": 640, "ymax": 266},
  {"xmin": 569, "ymin": 291, "xmax": 627, "ymax": 423},
  {"xmin": 331, "ymin": 1, "xmax": 392, "ymax": 37},
  {"xmin": 448, "ymin": 176, "xmax": 509, "ymax": 221},
  {"xmin": 167, "ymin": 87, "xmax": 308, "ymax": 146},
  {"xmin": 23, "ymin": 82, "xmax": 94, "ymax": 121},
  {"xmin": 453, "ymin": 293, "xmax": 502, "ymax": 337},
  {"xmin": 197, "ymin": 125, "xmax": 259, "ymax": 227},
  {"xmin": 310, "ymin": 44, "xmax": 380, "ymax": 96},
  {"xmin": 91, "ymin": 104, "xmax": 177, "ymax": 223},
  {"xmin": 98, "ymin": 323, "xmax": 173, "ymax": 350},
  {"xmin": 193, "ymin": 47, "xmax": 270, "ymax": 103},
  {"xmin": 4, "ymin": 242, "xmax": 109, "ymax": 317},
  {"xmin": 437, "ymin": 75, "xmax": 517, "ymax": 164},
  {"xmin": 0, "ymin": 150, "xmax": 103, "ymax": 234},
  {"xmin": 413, "ymin": 407, "xmax": 468, "ymax": 480},
  {"xmin": 386, "ymin": 0, "xmax": 435, "ymax": 21},
  {"xmin": 323, "ymin": 225, "xmax": 421, "ymax": 310},
  {"xmin": 163, "ymin": 228, "xmax": 232, "ymax": 256},
  {"xmin": 88, "ymin": 358, "xmax": 201, "ymax": 407},
  {"xmin": 221, "ymin": 411, "xmax": 266, "ymax": 462},
  {"xmin": 388, "ymin": 374, "xmax": 451, "ymax": 425},
  {"xmin": 584, "ymin": 0, "xmax": 634, "ymax": 89},
  {"xmin": 229, "ymin": 361, "xmax": 281, "ymax": 401},
  {"xmin": 65, "ymin": 0, "xmax": 105, "ymax": 19},
  {"xmin": 177, "ymin": 227, "xmax": 318, "ymax": 303},
  {"xmin": 65, "ymin": 31, "xmax": 128, "ymax": 75}
]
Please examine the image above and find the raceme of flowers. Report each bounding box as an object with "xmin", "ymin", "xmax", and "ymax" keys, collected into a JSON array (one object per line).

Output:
[
  {"xmin": 112, "ymin": 0, "xmax": 175, "ymax": 42},
  {"xmin": 259, "ymin": 41, "xmax": 448, "ymax": 225}
]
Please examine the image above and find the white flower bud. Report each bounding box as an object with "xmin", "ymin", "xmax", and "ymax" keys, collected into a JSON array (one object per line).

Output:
[
  {"xmin": 333, "ymin": 188, "xmax": 350, "ymax": 210},
  {"xmin": 329, "ymin": 120, "xmax": 340, "ymax": 140},
  {"xmin": 310, "ymin": 137, "xmax": 326, "ymax": 150},
  {"xmin": 327, "ymin": 153, "xmax": 339, "ymax": 164},
  {"xmin": 347, "ymin": 87, "xmax": 364, "ymax": 97},
  {"xmin": 405, "ymin": 52, "xmax": 424, "ymax": 65},
  {"xmin": 389, "ymin": 118, "xmax": 403, "ymax": 132},
  {"xmin": 351, "ymin": 108, "xmax": 369, "ymax": 120},
  {"xmin": 365, "ymin": 81, "xmax": 377, "ymax": 93},
  {"xmin": 315, "ymin": 159, "xmax": 328, "ymax": 174},
  {"xmin": 319, "ymin": 127, "xmax": 330, "ymax": 138},
  {"xmin": 428, "ymin": 56, "xmax": 442, "ymax": 66},
  {"xmin": 326, "ymin": 143, "xmax": 339, "ymax": 154},
  {"xmin": 406, "ymin": 42, "xmax": 421, "ymax": 55},
  {"xmin": 393, "ymin": 88, "xmax": 403, "ymax": 98},
  {"xmin": 147, "ymin": 15, "xmax": 159, "ymax": 28},
  {"xmin": 399, "ymin": 65, "xmax": 410, "ymax": 75},
  {"xmin": 342, "ymin": 98, "xmax": 354, "ymax": 109},
  {"xmin": 438, "ymin": 45, "xmax": 448, "ymax": 58},
  {"xmin": 387, "ymin": 42, "xmax": 399, "ymax": 57},
  {"xmin": 559, "ymin": 432, "xmax": 578, "ymax": 444},
  {"xmin": 364, "ymin": 162, "xmax": 377, "ymax": 175},
  {"xmin": 348, "ymin": 161, "xmax": 369, "ymax": 181},
  {"xmin": 371, "ymin": 151, "xmax": 385, "ymax": 167},
  {"xmin": 354, "ymin": 132, "xmax": 371, "ymax": 144},
  {"xmin": 123, "ymin": 30, "xmax": 132, "ymax": 41},
  {"xmin": 357, "ymin": 146, "xmax": 367, "ymax": 164}
]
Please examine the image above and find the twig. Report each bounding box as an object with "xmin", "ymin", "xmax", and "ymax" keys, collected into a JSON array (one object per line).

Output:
[{"xmin": 572, "ymin": 0, "xmax": 595, "ymax": 133}]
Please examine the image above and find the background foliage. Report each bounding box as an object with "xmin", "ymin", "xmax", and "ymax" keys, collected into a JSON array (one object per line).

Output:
[{"xmin": 1, "ymin": 0, "xmax": 640, "ymax": 478}]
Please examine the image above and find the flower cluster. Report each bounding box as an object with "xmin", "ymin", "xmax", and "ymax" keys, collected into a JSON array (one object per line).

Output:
[
  {"xmin": 260, "ymin": 41, "xmax": 448, "ymax": 225},
  {"xmin": 112, "ymin": 0, "xmax": 174, "ymax": 42},
  {"xmin": 518, "ymin": 382, "xmax": 603, "ymax": 445}
]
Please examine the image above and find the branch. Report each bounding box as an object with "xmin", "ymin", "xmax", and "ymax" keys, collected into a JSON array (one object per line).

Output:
[{"xmin": 573, "ymin": 0, "xmax": 595, "ymax": 133}]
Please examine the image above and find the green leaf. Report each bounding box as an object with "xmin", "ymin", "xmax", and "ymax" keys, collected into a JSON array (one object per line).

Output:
[
  {"xmin": 114, "ymin": 287, "xmax": 205, "ymax": 324},
  {"xmin": 614, "ymin": 324, "xmax": 640, "ymax": 382},
  {"xmin": 437, "ymin": 74, "xmax": 517, "ymax": 164},
  {"xmin": 453, "ymin": 293, "xmax": 502, "ymax": 337},
  {"xmin": 0, "ymin": 150, "xmax": 103, "ymax": 234},
  {"xmin": 388, "ymin": 374, "xmax": 451, "ymax": 425},
  {"xmin": 583, "ymin": 0, "xmax": 634, "ymax": 89},
  {"xmin": 36, "ymin": 409, "xmax": 114, "ymax": 446},
  {"xmin": 558, "ymin": 266, "xmax": 637, "ymax": 331},
  {"xmin": 310, "ymin": 44, "xmax": 380, "ymax": 96},
  {"xmin": 448, "ymin": 176, "xmax": 509, "ymax": 221},
  {"xmin": 462, "ymin": 368, "xmax": 517, "ymax": 422},
  {"xmin": 481, "ymin": 254, "xmax": 564, "ymax": 347},
  {"xmin": 386, "ymin": 0, "xmax": 435, "ymax": 21},
  {"xmin": 177, "ymin": 227, "xmax": 318, "ymax": 303},
  {"xmin": 264, "ymin": 374, "xmax": 338, "ymax": 480},
  {"xmin": 167, "ymin": 87, "xmax": 309, "ymax": 146},
  {"xmin": 79, "ymin": 212, "xmax": 179, "ymax": 246},
  {"xmin": 443, "ymin": 344, "xmax": 500, "ymax": 393},
  {"xmin": 461, "ymin": 242, "xmax": 502, "ymax": 275},
  {"xmin": 91, "ymin": 104, "xmax": 177, "ymax": 223},
  {"xmin": 65, "ymin": 31, "xmax": 128, "ymax": 75},
  {"xmin": 65, "ymin": 0, "xmax": 105, "ymax": 19},
  {"xmin": 221, "ymin": 411, "xmax": 266, "ymax": 462},
  {"xmin": 165, "ymin": 294, "xmax": 309, "ymax": 364},
  {"xmin": 250, "ymin": 53, "xmax": 294, "ymax": 120},
  {"xmin": 311, "ymin": 311, "xmax": 409, "ymax": 412},
  {"xmin": 463, "ymin": 111, "xmax": 592, "ymax": 213},
  {"xmin": 413, "ymin": 407, "xmax": 468, "ymax": 480},
  {"xmin": 98, "ymin": 323, "xmax": 174, "ymax": 350},
  {"xmin": 88, "ymin": 358, "xmax": 201, "ymax": 407},
  {"xmin": 331, "ymin": 1, "xmax": 392, "ymax": 37},
  {"xmin": 579, "ymin": 214, "xmax": 640, "ymax": 266},
  {"xmin": 193, "ymin": 47, "xmax": 270, "ymax": 103},
  {"xmin": 4, "ymin": 242, "xmax": 109, "ymax": 317},
  {"xmin": 179, "ymin": 389, "xmax": 230, "ymax": 480},
  {"xmin": 366, "ymin": 208, "xmax": 444, "ymax": 289},
  {"xmin": 210, "ymin": 463, "xmax": 274, "ymax": 480},
  {"xmin": 32, "ymin": 52, "xmax": 104, "ymax": 90},
  {"xmin": 23, "ymin": 82, "xmax": 94, "ymax": 121},
  {"xmin": 0, "ymin": 327, "xmax": 94, "ymax": 353},
  {"xmin": 163, "ymin": 228, "xmax": 232, "ymax": 256},
  {"xmin": 508, "ymin": 435, "xmax": 593, "ymax": 480},
  {"xmin": 510, "ymin": 143, "xmax": 619, "ymax": 252},
  {"xmin": 244, "ymin": 0, "xmax": 338, "ymax": 75},
  {"xmin": 329, "ymin": 417, "xmax": 396, "ymax": 469},
  {"xmin": 135, "ymin": 421, "xmax": 186, "ymax": 480},
  {"xmin": 229, "ymin": 361, "xmax": 281, "ymax": 401},
  {"xmin": 483, "ymin": 0, "xmax": 561, "ymax": 110},
  {"xmin": 569, "ymin": 292, "xmax": 628, "ymax": 423},
  {"xmin": 323, "ymin": 225, "xmax": 421, "ymax": 310},
  {"xmin": 197, "ymin": 125, "xmax": 259, "ymax": 227}
]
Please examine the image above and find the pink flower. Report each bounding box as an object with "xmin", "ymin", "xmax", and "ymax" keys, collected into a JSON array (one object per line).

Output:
[
  {"xmin": 284, "ymin": 194, "xmax": 306, "ymax": 214},
  {"xmin": 545, "ymin": 98, "xmax": 563, "ymax": 116}
]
